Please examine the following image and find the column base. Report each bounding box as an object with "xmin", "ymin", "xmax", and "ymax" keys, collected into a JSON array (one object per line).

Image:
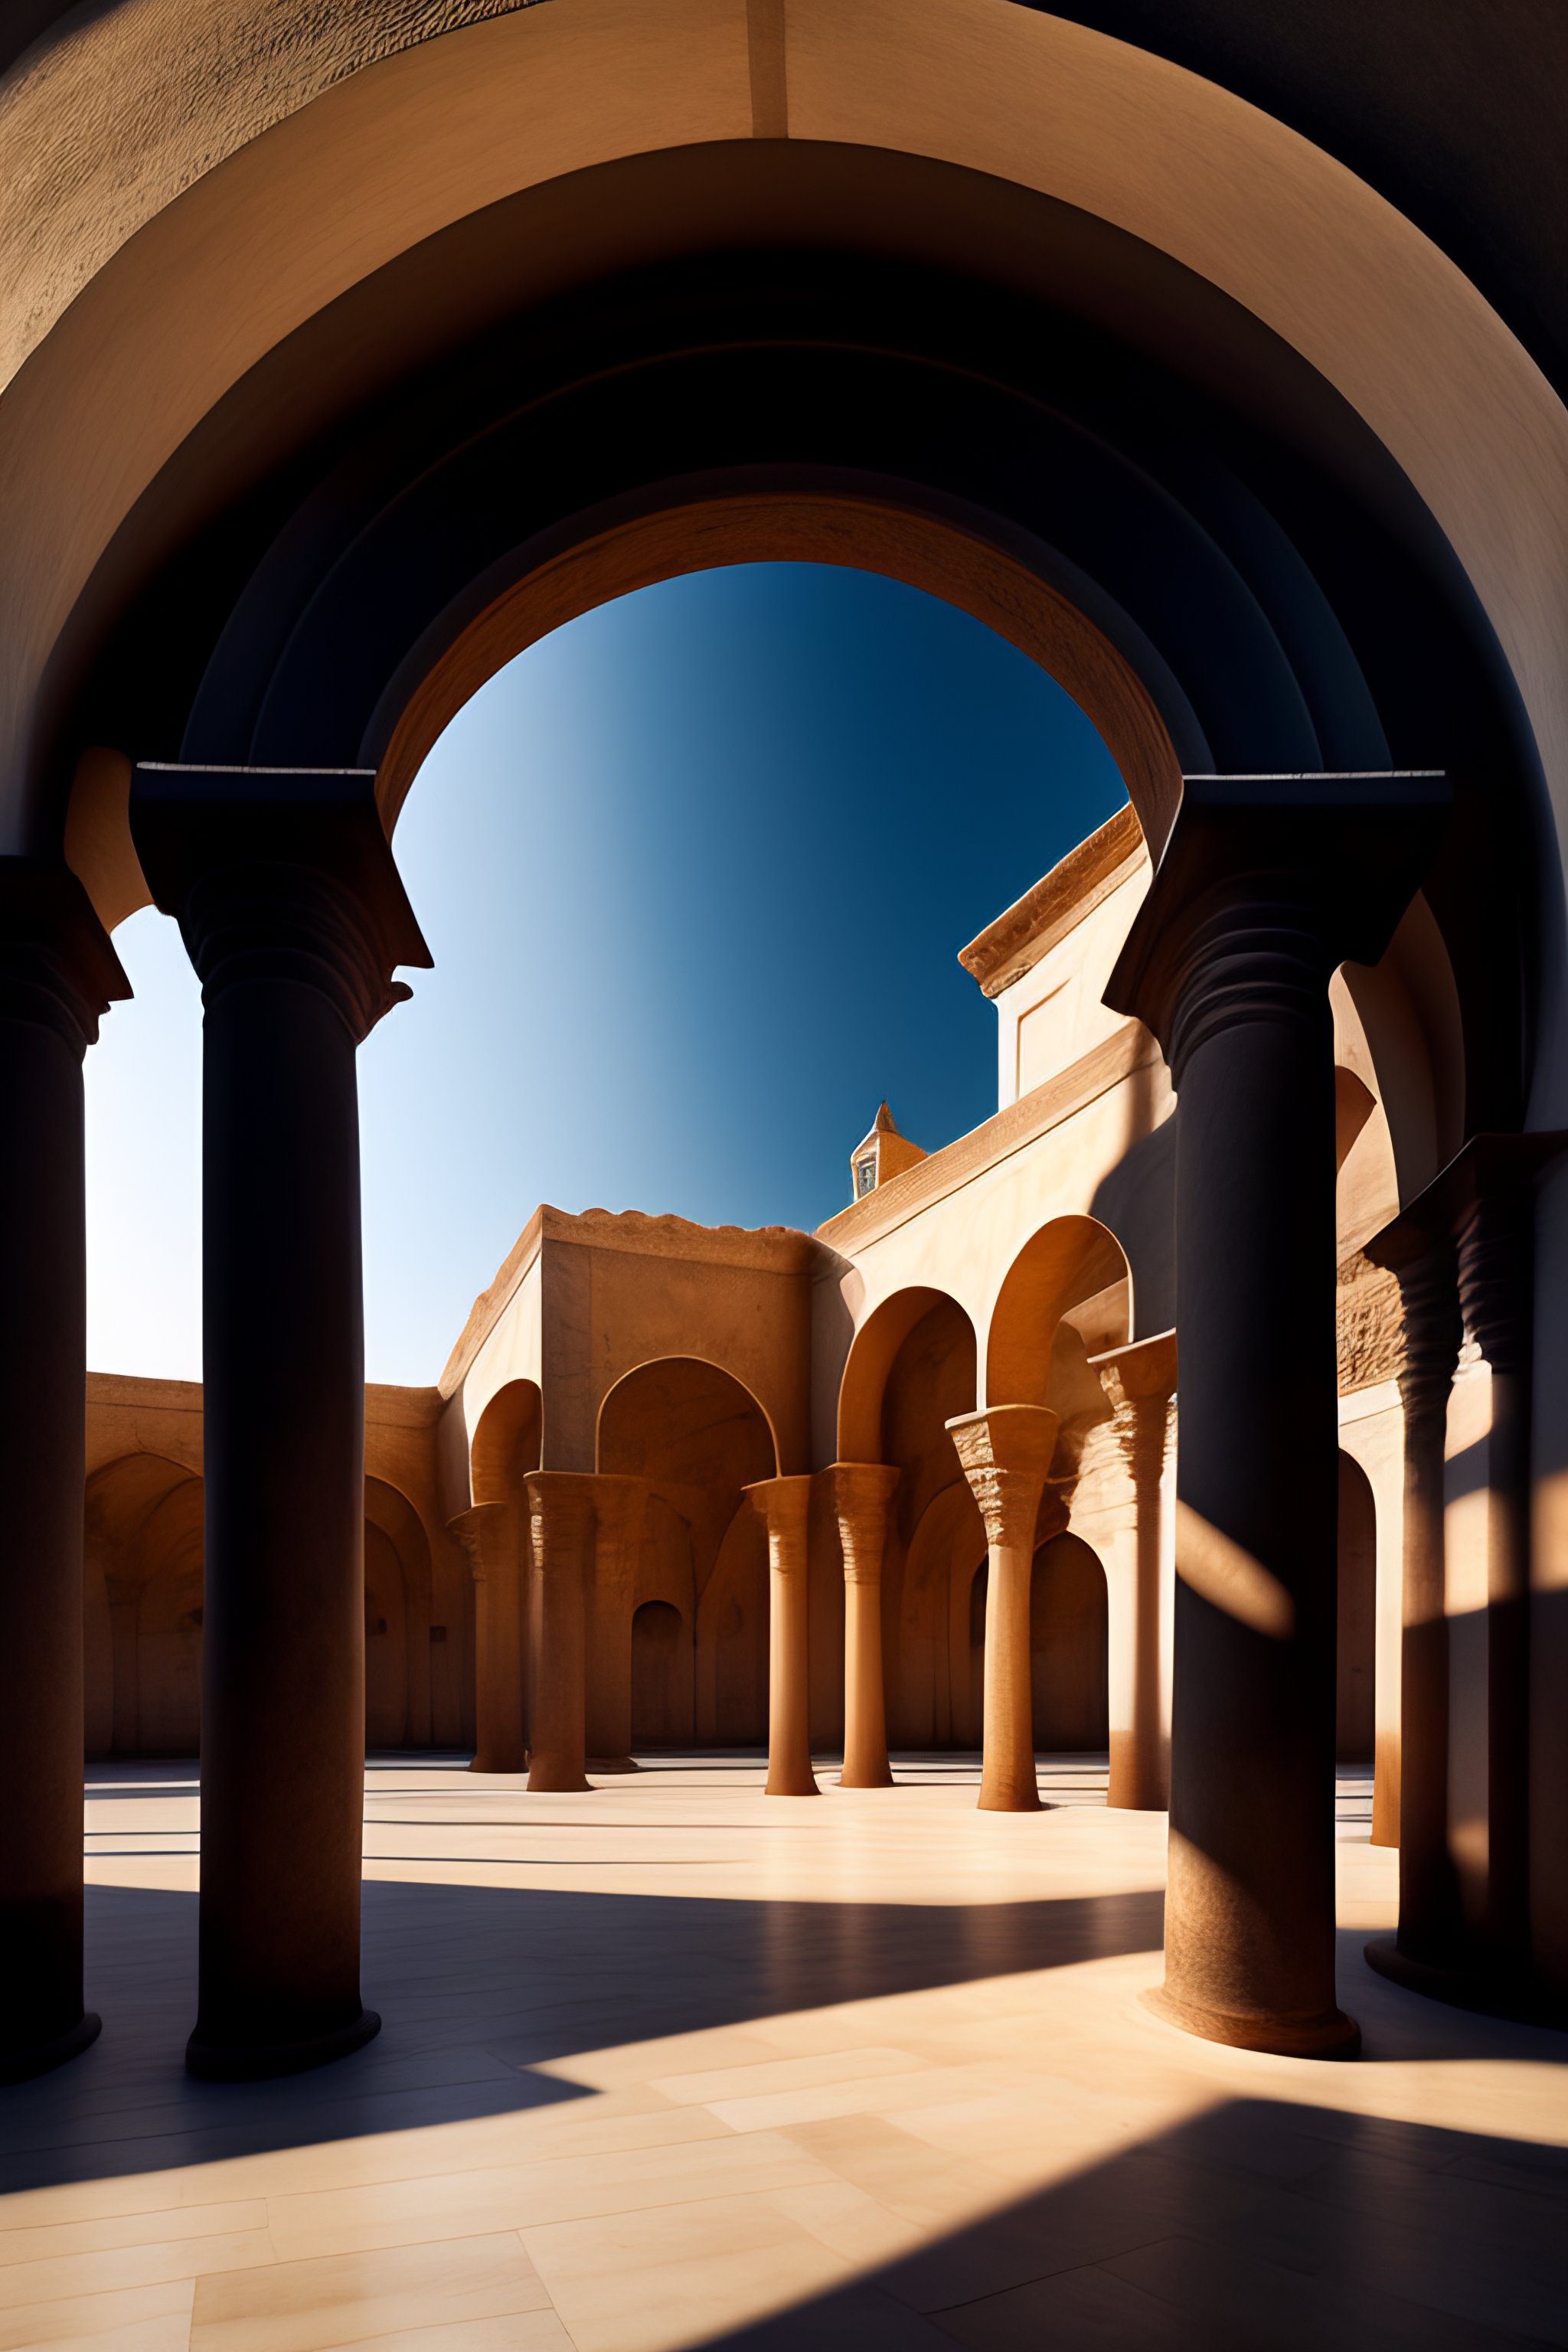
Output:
[
  {"xmin": 1364, "ymin": 1936, "xmax": 1566, "ymax": 2030},
  {"xmin": 978, "ymin": 1784, "xmax": 1042, "ymax": 1813},
  {"xmin": 838, "ymin": 1764, "xmax": 895, "ymax": 1789},
  {"xmin": 765, "ymin": 1772, "xmax": 820, "ymax": 1796},
  {"xmin": 186, "ymin": 2007, "xmax": 381, "ymax": 2082},
  {"xmin": 587, "ymin": 1755, "xmax": 641, "ymax": 1775},
  {"xmin": 1142, "ymin": 1981, "xmax": 1361, "ymax": 2058},
  {"xmin": 467, "ymin": 1755, "xmax": 527, "ymax": 1775},
  {"xmin": 0, "ymin": 2009, "xmax": 102, "ymax": 2086},
  {"xmin": 526, "ymin": 1762, "xmax": 593, "ymax": 1792}
]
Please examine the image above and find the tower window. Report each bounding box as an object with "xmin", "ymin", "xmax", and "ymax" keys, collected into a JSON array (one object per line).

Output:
[{"xmin": 856, "ymin": 1158, "xmax": 876, "ymax": 1197}]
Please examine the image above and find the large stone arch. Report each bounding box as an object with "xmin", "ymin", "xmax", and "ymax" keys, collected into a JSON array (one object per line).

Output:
[
  {"xmin": 0, "ymin": 8, "xmax": 1541, "ymax": 1151},
  {"xmin": 985, "ymin": 1215, "xmax": 1132, "ymax": 1412}
]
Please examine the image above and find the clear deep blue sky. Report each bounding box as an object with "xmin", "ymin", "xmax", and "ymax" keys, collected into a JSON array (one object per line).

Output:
[{"xmin": 86, "ymin": 564, "xmax": 1125, "ymax": 1383}]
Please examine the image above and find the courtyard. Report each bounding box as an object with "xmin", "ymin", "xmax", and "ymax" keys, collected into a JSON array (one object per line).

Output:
[{"xmin": 2, "ymin": 1759, "xmax": 1562, "ymax": 2350}]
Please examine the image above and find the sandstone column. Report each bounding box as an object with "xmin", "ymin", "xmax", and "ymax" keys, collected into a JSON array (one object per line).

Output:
[
  {"xmin": 585, "ymin": 1475, "xmax": 648, "ymax": 1770},
  {"xmin": 744, "ymin": 1476, "xmax": 818, "ymax": 1796},
  {"xmin": 0, "ymin": 864, "xmax": 126, "ymax": 2082},
  {"xmin": 1364, "ymin": 1223, "xmax": 1462, "ymax": 1978},
  {"xmin": 1364, "ymin": 1136, "xmax": 1559, "ymax": 2014},
  {"xmin": 1450, "ymin": 1173, "xmax": 1534, "ymax": 1977},
  {"xmin": 524, "ymin": 1472, "xmax": 597, "ymax": 1792},
  {"xmin": 947, "ymin": 1406, "xmax": 1060, "ymax": 1812},
  {"xmin": 1104, "ymin": 769, "xmax": 1448, "ymax": 2056},
  {"xmin": 1087, "ymin": 1333, "xmax": 1178, "ymax": 1811},
  {"xmin": 132, "ymin": 766, "xmax": 428, "ymax": 2078},
  {"xmin": 826, "ymin": 1463, "xmax": 900, "ymax": 1788},
  {"xmin": 449, "ymin": 1502, "xmax": 527, "ymax": 1774}
]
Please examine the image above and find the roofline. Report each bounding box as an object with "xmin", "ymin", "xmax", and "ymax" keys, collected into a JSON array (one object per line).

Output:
[{"xmin": 958, "ymin": 804, "xmax": 1147, "ymax": 998}]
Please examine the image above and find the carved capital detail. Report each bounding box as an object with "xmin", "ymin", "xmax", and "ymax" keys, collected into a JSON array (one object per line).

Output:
[
  {"xmin": 0, "ymin": 860, "xmax": 129, "ymax": 1054},
  {"xmin": 946, "ymin": 1406, "xmax": 1059, "ymax": 1550},
  {"xmin": 743, "ymin": 1474, "xmax": 812, "ymax": 1573},
  {"xmin": 826, "ymin": 1462, "xmax": 900, "ymax": 1584},
  {"xmin": 523, "ymin": 1472, "xmax": 597, "ymax": 1572}
]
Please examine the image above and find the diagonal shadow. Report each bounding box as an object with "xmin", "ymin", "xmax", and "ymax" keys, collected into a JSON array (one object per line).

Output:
[
  {"xmin": 696, "ymin": 2097, "xmax": 1568, "ymax": 2350},
  {"xmin": 0, "ymin": 1877, "xmax": 1165, "ymax": 2194}
]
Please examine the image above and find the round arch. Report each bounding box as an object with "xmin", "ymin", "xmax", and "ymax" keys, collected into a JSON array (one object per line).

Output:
[
  {"xmin": 2, "ymin": 51, "xmax": 1534, "ymax": 1135},
  {"xmin": 838, "ymin": 1287, "xmax": 978, "ymax": 1467},
  {"xmin": 469, "ymin": 1377, "xmax": 542, "ymax": 1507},
  {"xmin": 985, "ymin": 1216, "xmax": 1132, "ymax": 1411},
  {"xmin": 596, "ymin": 1356, "xmax": 779, "ymax": 1483}
]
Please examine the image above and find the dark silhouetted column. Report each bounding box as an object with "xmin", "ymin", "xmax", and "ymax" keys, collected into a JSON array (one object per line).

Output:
[
  {"xmin": 585, "ymin": 1475, "xmax": 648, "ymax": 1772},
  {"xmin": 0, "ymin": 864, "xmax": 126, "ymax": 2082},
  {"xmin": 1106, "ymin": 769, "xmax": 1449, "ymax": 2057},
  {"xmin": 132, "ymin": 766, "xmax": 428, "ymax": 2079},
  {"xmin": 450, "ymin": 1503, "xmax": 527, "ymax": 1774},
  {"xmin": 524, "ymin": 1472, "xmax": 597, "ymax": 1792},
  {"xmin": 1087, "ymin": 1332, "xmax": 1178, "ymax": 1811},
  {"xmin": 745, "ymin": 1476, "xmax": 818, "ymax": 1796},
  {"xmin": 947, "ymin": 1406, "xmax": 1060, "ymax": 1813},
  {"xmin": 827, "ymin": 1463, "xmax": 900, "ymax": 1788}
]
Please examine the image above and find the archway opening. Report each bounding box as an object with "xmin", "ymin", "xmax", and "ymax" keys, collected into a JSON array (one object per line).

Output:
[{"xmin": 599, "ymin": 1356, "xmax": 776, "ymax": 1750}]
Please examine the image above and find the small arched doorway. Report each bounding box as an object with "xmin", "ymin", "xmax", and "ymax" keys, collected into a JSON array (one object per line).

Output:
[{"xmin": 631, "ymin": 1600, "xmax": 689, "ymax": 1749}]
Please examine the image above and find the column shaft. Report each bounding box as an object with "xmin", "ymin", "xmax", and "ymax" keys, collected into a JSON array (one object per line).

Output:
[
  {"xmin": 948, "ymin": 1407, "xmax": 1060, "ymax": 1815},
  {"xmin": 1089, "ymin": 1336, "xmax": 1178, "ymax": 1811},
  {"xmin": 746, "ymin": 1477, "xmax": 817, "ymax": 1796},
  {"xmin": 1105, "ymin": 770, "xmax": 1448, "ymax": 2056},
  {"xmin": 133, "ymin": 768, "xmax": 427, "ymax": 2076},
  {"xmin": 1393, "ymin": 1250, "xmax": 1462, "ymax": 1962},
  {"xmin": 0, "ymin": 866, "xmax": 125, "ymax": 2081},
  {"xmin": 451, "ymin": 1504, "xmax": 527, "ymax": 1773},
  {"xmin": 828, "ymin": 1464, "xmax": 900, "ymax": 1788},
  {"xmin": 525, "ymin": 1474, "xmax": 596, "ymax": 1792}
]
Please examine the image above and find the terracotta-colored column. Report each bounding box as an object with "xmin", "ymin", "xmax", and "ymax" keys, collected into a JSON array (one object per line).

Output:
[
  {"xmin": 947, "ymin": 1406, "xmax": 1060, "ymax": 1813},
  {"xmin": 524, "ymin": 1472, "xmax": 597, "ymax": 1792},
  {"xmin": 826, "ymin": 1463, "xmax": 900, "ymax": 1788},
  {"xmin": 449, "ymin": 1503, "xmax": 526, "ymax": 1774},
  {"xmin": 585, "ymin": 1475, "xmax": 648, "ymax": 1771},
  {"xmin": 1089, "ymin": 1333, "xmax": 1178, "ymax": 1811},
  {"xmin": 133, "ymin": 766, "xmax": 428, "ymax": 2078},
  {"xmin": 1363, "ymin": 1135, "xmax": 1560, "ymax": 2014},
  {"xmin": 1363, "ymin": 1223, "xmax": 1461, "ymax": 1981},
  {"xmin": 1449, "ymin": 1174, "xmax": 1534, "ymax": 1978},
  {"xmin": 1105, "ymin": 768, "xmax": 1448, "ymax": 2056},
  {"xmin": 0, "ymin": 864, "xmax": 126, "ymax": 2082},
  {"xmin": 744, "ymin": 1476, "xmax": 818, "ymax": 1796}
]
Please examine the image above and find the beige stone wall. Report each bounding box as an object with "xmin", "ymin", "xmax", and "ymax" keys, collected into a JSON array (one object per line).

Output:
[{"xmin": 83, "ymin": 1372, "xmax": 466, "ymax": 1756}]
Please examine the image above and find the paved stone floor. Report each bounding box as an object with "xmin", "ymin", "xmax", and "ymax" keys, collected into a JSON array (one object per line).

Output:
[{"xmin": 2, "ymin": 1755, "xmax": 1564, "ymax": 2350}]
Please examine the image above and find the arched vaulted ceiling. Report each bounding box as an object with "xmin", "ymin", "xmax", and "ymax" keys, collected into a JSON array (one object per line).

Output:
[{"xmin": 3, "ymin": 1, "xmax": 1563, "ymax": 1132}]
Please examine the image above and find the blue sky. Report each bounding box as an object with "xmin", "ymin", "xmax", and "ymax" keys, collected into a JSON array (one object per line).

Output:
[{"xmin": 85, "ymin": 563, "xmax": 1125, "ymax": 1383}]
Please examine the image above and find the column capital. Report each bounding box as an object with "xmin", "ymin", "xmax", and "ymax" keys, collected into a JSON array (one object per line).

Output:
[
  {"xmin": 446, "ymin": 1501, "xmax": 514, "ymax": 1580},
  {"xmin": 130, "ymin": 766, "xmax": 430, "ymax": 1044},
  {"xmin": 524, "ymin": 1471, "xmax": 599, "ymax": 1563},
  {"xmin": 824, "ymin": 1462, "xmax": 900, "ymax": 1583},
  {"xmin": 1367, "ymin": 1133, "xmax": 1568, "ymax": 1390},
  {"xmin": 0, "ymin": 859, "xmax": 129, "ymax": 1053},
  {"xmin": 743, "ymin": 1472, "xmax": 812, "ymax": 1557},
  {"xmin": 946, "ymin": 1405, "xmax": 1060, "ymax": 1549},
  {"xmin": 1104, "ymin": 772, "xmax": 1450, "ymax": 1081}
]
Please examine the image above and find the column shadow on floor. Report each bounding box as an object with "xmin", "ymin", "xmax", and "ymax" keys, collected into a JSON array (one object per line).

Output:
[
  {"xmin": 697, "ymin": 2095, "xmax": 1568, "ymax": 2351},
  {"xmin": 0, "ymin": 1877, "xmax": 1165, "ymax": 2194}
]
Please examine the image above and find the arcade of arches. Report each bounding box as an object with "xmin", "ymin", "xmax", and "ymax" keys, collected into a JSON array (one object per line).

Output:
[{"xmin": 4, "ymin": 0, "xmax": 1568, "ymax": 2167}]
